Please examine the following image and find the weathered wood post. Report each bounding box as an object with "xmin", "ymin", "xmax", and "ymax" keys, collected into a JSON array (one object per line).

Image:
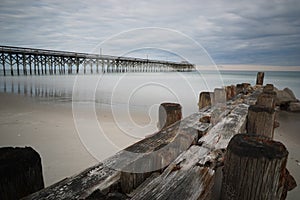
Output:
[
  {"xmin": 247, "ymin": 84, "xmax": 277, "ymax": 138},
  {"xmin": 0, "ymin": 147, "xmax": 44, "ymax": 200},
  {"xmin": 225, "ymin": 85, "xmax": 236, "ymax": 100},
  {"xmin": 158, "ymin": 102, "xmax": 182, "ymax": 130},
  {"xmin": 263, "ymin": 84, "xmax": 281, "ymax": 132},
  {"xmin": 221, "ymin": 134, "xmax": 288, "ymax": 200},
  {"xmin": 198, "ymin": 92, "xmax": 212, "ymax": 110},
  {"xmin": 256, "ymin": 72, "xmax": 265, "ymax": 85},
  {"xmin": 214, "ymin": 88, "xmax": 226, "ymax": 105},
  {"xmin": 247, "ymin": 104, "xmax": 275, "ymax": 138}
]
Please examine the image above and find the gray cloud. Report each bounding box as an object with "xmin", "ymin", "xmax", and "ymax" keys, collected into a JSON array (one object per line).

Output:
[{"xmin": 0, "ymin": 0, "xmax": 300, "ymax": 66}]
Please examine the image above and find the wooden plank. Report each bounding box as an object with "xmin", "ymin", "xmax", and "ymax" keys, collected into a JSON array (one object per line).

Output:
[
  {"xmin": 130, "ymin": 146, "xmax": 214, "ymax": 200},
  {"xmin": 112, "ymin": 121, "xmax": 200, "ymax": 193},
  {"xmin": 198, "ymin": 103, "xmax": 249, "ymax": 150},
  {"xmin": 23, "ymin": 163, "xmax": 120, "ymax": 200}
]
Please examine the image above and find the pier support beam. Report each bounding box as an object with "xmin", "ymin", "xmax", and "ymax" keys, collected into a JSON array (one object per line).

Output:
[
  {"xmin": 2, "ymin": 53, "xmax": 6, "ymax": 76},
  {"xmin": 22, "ymin": 54, "xmax": 27, "ymax": 75},
  {"xmin": 83, "ymin": 61, "xmax": 86, "ymax": 74},
  {"xmin": 29, "ymin": 56, "xmax": 32, "ymax": 75},
  {"xmin": 76, "ymin": 58, "xmax": 79, "ymax": 74},
  {"xmin": 16, "ymin": 54, "xmax": 20, "ymax": 76},
  {"xmin": 9, "ymin": 54, "xmax": 13, "ymax": 76},
  {"xmin": 90, "ymin": 62, "xmax": 93, "ymax": 74}
]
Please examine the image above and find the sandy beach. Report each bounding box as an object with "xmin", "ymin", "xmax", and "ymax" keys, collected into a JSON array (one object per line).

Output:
[
  {"xmin": 0, "ymin": 92, "xmax": 150, "ymax": 186},
  {"xmin": 0, "ymin": 93, "xmax": 97, "ymax": 186},
  {"xmin": 274, "ymin": 111, "xmax": 300, "ymax": 199},
  {"xmin": 0, "ymin": 92, "xmax": 299, "ymax": 199}
]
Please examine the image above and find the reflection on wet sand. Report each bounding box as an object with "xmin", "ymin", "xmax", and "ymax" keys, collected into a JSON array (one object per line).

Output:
[{"xmin": 0, "ymin": 77, "xmax": 73, "ymax": 102}]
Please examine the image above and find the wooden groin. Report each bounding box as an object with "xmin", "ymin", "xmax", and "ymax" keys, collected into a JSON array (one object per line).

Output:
[{"xmin": 20, "ymin": 72, "xmax": 296, "ymax": 200}]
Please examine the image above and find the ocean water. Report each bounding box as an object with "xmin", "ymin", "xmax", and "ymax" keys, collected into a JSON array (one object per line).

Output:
[
  {"xmin": 220, "ymin": 70, "xmax": 300, "ymax": 98},
  {"xmin": 0, "ymin": 70, "xmax": 299, "ymax": 138},
  {"xmin": 0, "ymin": 70, "xmax": 299, "ymax": 110}
]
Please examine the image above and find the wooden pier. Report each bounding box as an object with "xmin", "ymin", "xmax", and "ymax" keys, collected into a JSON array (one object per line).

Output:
[{"xmin": 0, "ymin": 45, "xmax": 194, "ymax": 76}]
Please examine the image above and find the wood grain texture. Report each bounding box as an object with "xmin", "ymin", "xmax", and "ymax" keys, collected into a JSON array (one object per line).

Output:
[
  {"xmin": 130, "ymin": 146, "xmax": 214, "ymax": 200},
  {"xmin": 256, "ymin": 72, "xmax": 265, "ymax": 85},
  {"xmin": 158, "ymin": 103, "xmax": 182, "ymax": 130},
  {"xmin": 0, "ymin": 147, "xmax": 44, "ymax": 200},
  {"xmin": 221, "ymin": 134, "xmax": 288, "ymax": 200},
  {"xmin": 247, "ymin": 105, "xmax": 276, "ymax": 138}
]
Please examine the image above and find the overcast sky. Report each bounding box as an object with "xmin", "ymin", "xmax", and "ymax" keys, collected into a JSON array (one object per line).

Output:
[{"xmin": 1, "ymin": 0, "xmax": 300, "ymax": 66}]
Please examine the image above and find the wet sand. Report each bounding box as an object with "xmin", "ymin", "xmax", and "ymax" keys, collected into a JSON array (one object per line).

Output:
[
  {"xmin": 0, "ymin": 93, "xmax": 98, "ymax": 186},
  {"xmin": 0, "ymin": 92, "xmax": 150, "ymax": 186},
  {"xmin": 274, "ymin": 111, "xmax": 300, "ymax": 199},
  {"xmin": 0, "ymin": 92, "xmax": 299, "ymax": 199}
]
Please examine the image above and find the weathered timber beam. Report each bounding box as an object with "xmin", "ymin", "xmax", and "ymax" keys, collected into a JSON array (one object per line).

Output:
[
  {"xmin": 130, "ymin": 146, "xmax": 214, "ymax": 200},
  {"xmin": 22, "ymin": 163, "xmax": 120, "ymax": 200},
  {"xmin": 198, "ymin": 103, "xmax": 249, "ymax": 150}
]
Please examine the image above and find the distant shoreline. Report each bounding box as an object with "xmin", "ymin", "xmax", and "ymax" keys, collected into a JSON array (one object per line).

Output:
[
  {"xmin": 217, "ymin": 65, "xmax": 300, "ymax": 72},
  {"xmin": 193, "ymin": 64, "xmax": 300, "ymax": 72}
]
